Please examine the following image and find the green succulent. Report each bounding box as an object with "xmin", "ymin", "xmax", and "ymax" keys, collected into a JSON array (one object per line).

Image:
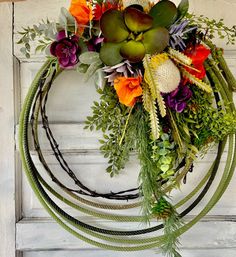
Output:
[{"xmin": 99, "ymin": 1, "xmax": 178, "ymax": 66}]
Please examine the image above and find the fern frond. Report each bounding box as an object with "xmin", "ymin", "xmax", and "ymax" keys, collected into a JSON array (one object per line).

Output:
[
  {"xmin": 168, "ymin": 48, "xmax": 192, "ymax": 66},
  {"xmin": 181, "ymin": 68, "xmax": 212, "ymax": 93},
  {"xmin": 143, "ymin": 54, "xmax": 167, "ymax": 117},
  {"xmin": 149, "ymin": 99, "xmax": 160, "ymax": 140}
]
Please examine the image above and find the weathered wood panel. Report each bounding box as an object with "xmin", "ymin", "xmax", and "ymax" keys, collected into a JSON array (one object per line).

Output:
[
  {"xmin": 12, "ymin": 0, "xmax": 236, "ymax": 256},
  {"xmin": 22, "ymin": 249, "xmax": 236, "ymax": 257},
  {"xmin": 0, "ymin": 3, "xmax": 16, "ymax": 257},
  {"xmin": 16, "ymin": 218, "xmax": 236, "ymax": 250}
]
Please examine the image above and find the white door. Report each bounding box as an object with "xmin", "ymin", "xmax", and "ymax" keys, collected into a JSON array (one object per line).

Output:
[{"xmin": 1, "ymin": 1, "xmax": 236, "ymax": 257}]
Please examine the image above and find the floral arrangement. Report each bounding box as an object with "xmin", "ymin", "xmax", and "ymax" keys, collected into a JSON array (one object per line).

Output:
[{"xmin": 18, "ymin": 0, "xmax": 236, "ymax": 256}]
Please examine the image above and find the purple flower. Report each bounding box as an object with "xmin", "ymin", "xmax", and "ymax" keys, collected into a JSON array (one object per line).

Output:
[
  {"xmin": 50, "ymin": 30, "xmax": 80, "ymax": 69},
  {"xmin": 87, "ymin": 36, "xmax": 104, "ymax": 52},
  {"xmin": 165, "ymin": 85, "xmax": 192, "ymax": 113}
]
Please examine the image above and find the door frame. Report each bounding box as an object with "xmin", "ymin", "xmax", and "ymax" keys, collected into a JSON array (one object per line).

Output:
[{"xmin": 0, "ymin": 3, "xmax": 21, "ymax": 257}]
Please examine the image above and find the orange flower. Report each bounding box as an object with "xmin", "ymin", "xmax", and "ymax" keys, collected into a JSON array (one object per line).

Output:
[
  {"xmin": 114, "ymin": 77, "xmax": 143, "ymax": 107},
  {"xmin": 69, "ymin": 0, "xmax": 93, "ymax": 33}
]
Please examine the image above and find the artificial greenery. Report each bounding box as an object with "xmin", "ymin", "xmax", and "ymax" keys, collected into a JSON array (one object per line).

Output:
[
  {"xmin": 175, "ymin": 86, "xmax": 236, "ymax": 150},
  {"xmin": 136, "ymin": 106, "xmax": 182, "ymax": 257},
  {"xmin": 16, "ymin": 1, "xmax": 236, "ymax": 257},
  {"xmin": 151, "ymin": 133, "xmax": 177, "ymax": 181},
  {"xmin": 17, "ymin": 19, "xmax": 56, "ymax": 58},
  {"xmin": 85, "ymin": 86, "xmax": 138, "ymax": 176},
  {"xmin": 187, "ymin": 14, "xmax": 236, "ymax": 45}
]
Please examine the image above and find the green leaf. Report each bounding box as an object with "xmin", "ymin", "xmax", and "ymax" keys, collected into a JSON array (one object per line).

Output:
[
  {"xmin": 77, "ymin": 63, "xmax": 89, "ymax": 73},
  {"xmin": 177, "ymin": 0, "xmax": 189, "ymax": 20},
  {"xmin": 124, "ymin": 7, "xmax": 153, "ymax": 33},
  {"xmin": 120, "ymin": 40, "xmax": 145, "ymax": 63},
  {"xmin": 100, "ymin": 10, "xmax": 129, "ymax": 42},
  {"xmin": 99, "ymin": 42, "xmax": 124, "ymax": 66},
  {"xmin": 20, "ymin": 47, "xmax": 27, "ymax": 55},
  {"xmin": 59, "ymin": 7, "xmax": 76, "ymax": 33},
  {"xmin": 143, "ymin": 27, "xmax": 170, "ymax": 55},
  {"xmin": 84, "ymin": 61, "xmax": 101, "ymax": 82},
  {"xmin": 79, "ymin": 52, "xmax": 101, "ymax": 65},
  {"xmin": 60, "ymin": 7, "xmax": 75, "ymax": 26},
  {"xmin": 35, "ymin": 45, "xmax": 44, "ymax": 53},
  {"xmin": 94, "ymin": 68, "xmax": 107, "ymax": 90},
  {"xmin": 149, "ymin": 0, "xmax": 177, "ymax": 28},
  {"xmin": 160, "ymin": 164, "xmax": 170, "ymax": 172},
  {"xmin": 160, "ymin": 156, "xmax": 172, "ymax": 165}
]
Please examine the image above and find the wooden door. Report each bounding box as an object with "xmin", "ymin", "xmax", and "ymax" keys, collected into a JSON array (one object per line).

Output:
[{"xmin": 1, "ymin": 1, "xmax": 236, "ymax": 257}]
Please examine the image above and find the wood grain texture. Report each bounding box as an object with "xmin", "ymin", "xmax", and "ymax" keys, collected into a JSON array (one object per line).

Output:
[
  {"xmin": 22, "ymin": 249, "xmax": 236, "ymax": 257},
  {"xmin": 12, "ymin": 0, "xmax": 236, "ymax": 256},
  {"xmin": 16, "ymin": 218, "xmax": 236, "ymax": 250},
  {"xmin": 0, "ymin": 3, "xmax": 16, "ymax": 257},
  {"xmin": 20, "ymin": 155, "xmax": 236, "ymax": 218}
]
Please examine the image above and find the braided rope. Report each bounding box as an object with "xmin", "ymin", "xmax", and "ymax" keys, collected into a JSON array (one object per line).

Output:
[{"xmin": 18, "ymin": 60, "xmax": 236, "ymax": 251}]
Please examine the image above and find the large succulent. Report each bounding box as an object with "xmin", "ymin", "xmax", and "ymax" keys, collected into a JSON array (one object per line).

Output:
[{"xmin": 99, "ymin": 0, "xmax": 179, "ymax": 66}]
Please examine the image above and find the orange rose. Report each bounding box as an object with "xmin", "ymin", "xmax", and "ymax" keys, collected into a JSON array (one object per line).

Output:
[
  {"xmin": 69, "ymin": 0, "xmax": 93, "ymax": 33},
  {"xmin": 114, "ymin": 77, "xmax": 143, "ymax": 107}
]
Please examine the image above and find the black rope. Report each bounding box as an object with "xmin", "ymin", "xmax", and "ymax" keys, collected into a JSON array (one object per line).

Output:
[
  {"xmin": 22, "ymin": 66, "xmax": 224, "ymax": 236},
  {"xmin": 31, "ymin": 67, "xmax": 191, "ymax": 200}
]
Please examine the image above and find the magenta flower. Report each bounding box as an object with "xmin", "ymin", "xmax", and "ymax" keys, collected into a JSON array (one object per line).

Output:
[
  {"xmin": 50, "ymin": 31, "xmax": 80, "ymax": 69},
  {"xmin": 165, "ymin": 85, "xmax": 192, "ymax": 113}
]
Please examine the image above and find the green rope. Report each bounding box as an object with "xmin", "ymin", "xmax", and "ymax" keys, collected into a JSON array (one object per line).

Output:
[
  {"xmin": 30, "ymin": 64, "xmax": 222, "ymax": 223},
  {"xmin": 18, "ymin": 61, "xmax": 236, "ymax": 251}
]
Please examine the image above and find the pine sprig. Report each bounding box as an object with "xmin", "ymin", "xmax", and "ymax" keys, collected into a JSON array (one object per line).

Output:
[
  {"xmin": 161, "ymin": 212, "xmax": 183, "ymax": 257},
  {"xmin": 137, "ymin": 108, "xmax": 163, "ymax": 220},
  {"xmin": 137, "ymin": 110, "xmax": 183, "ymax": 257}
]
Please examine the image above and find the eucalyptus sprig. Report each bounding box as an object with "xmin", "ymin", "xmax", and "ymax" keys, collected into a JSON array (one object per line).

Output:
[
  {"xmin": 17, "ymin": 7, "xmax": 78, "ymax": 58},
  {"xmin": 17, "ymin": 19, "xmax": 57, "ymax": 58}
]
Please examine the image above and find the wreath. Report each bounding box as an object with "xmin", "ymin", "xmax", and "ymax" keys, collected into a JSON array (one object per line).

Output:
[{"xmin": 18, "ymin": 0, "xmax": 236, "ymax": 256}]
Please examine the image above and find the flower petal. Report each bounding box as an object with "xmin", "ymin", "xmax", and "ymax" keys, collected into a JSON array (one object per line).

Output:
[
  {"xmin": 59, "ymin": 57, "xmax": 70, "ymax": 68},
  {"xmin": 56, "ymin": 30, "xmax": 66, "ymax": 41}
]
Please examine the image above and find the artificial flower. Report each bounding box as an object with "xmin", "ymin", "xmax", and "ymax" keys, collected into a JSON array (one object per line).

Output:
[
  {"xmin": 87, "ymin": 36, "xmax": 104, "ymax": 51},
  {"xmin": 184, "ymin": 44, "xmax": 211, "ymax": 79},
  {"xmin": 114, "ymin": 76, "xmax": 142, "ymax": 107},
  {"xmin": 69, "ymin": 0, "xmax": 93, "ymax": 32},
  {"xmin": 50, "ymin": 31, "xmax": 80, "ymax": 69},
  {"xmin": 103, "ymin": 60, "xmax": 135, "ymax": 84},
  {"xmin": 165, "ymin": 84, "xmax": 192, "ymax": 113},
  {"xmin": 93, "ymin": 2, "xmax": 118, "ymax": 21}
]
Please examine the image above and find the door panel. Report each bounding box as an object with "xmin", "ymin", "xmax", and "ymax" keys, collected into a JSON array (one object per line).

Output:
[
  {"xmin": 12, "ymin": 0, "xmax": 236, "ymax": 257},
  {"xmin": 22, "ymin": 249, "xmax": 236, "ymax": 257}
]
